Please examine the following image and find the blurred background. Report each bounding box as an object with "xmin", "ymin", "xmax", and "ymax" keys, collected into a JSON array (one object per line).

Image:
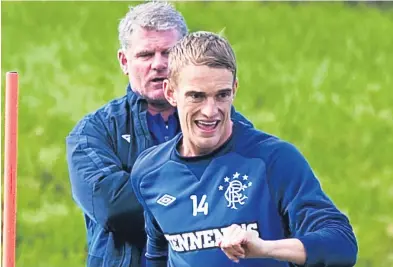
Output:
[{"xmin": 1, "ymin": 1, "xmax": 393, "ymax": 266}]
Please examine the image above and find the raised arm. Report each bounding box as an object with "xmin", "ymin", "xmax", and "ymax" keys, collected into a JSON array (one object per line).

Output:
[
  {"xmin": 220, "ymin": 142, "xmax": 358, "ymax": 266},
  {"xmin": 66, "ymin": 115, "xmax": 145, "ymax": 245},
  {"xmin": 267, "ymin": 142, "xmax": 358, "ymax": 266}
]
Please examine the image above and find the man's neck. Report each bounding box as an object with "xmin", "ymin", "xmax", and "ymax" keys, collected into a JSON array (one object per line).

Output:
[
  {"xmin": 147, "ymin": 104, "xmax": 175, "ymax": 122},
  {"xmin": 179, "ymin": 144, "xmax": 210, "ymax": 157},
  {"xmin": 180, "ymin": 121, "xmax": 234, "ymax": 157}
]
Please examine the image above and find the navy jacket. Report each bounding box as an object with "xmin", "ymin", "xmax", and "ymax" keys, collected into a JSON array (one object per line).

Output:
[{"xmin": 66, "ymin": 85, "xmax": 253, "ymax": 267}]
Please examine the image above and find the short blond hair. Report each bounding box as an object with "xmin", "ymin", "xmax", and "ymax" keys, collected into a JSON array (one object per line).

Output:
[{"xmin": 168, "ymin": 31, "xmax": 237, "ymax": 85}]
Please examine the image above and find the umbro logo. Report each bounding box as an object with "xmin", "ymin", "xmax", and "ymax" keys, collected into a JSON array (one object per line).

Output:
[
  {"xmin": 122, "ymin": 134, "xmax": 130, "ymax": 143},
  {"xmin": 157, "ymin": 194, "xmax": 176, "ymax": 206}
]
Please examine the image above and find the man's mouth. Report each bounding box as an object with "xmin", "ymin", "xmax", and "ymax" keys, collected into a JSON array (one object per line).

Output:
[
  {"xmin": 195, "ymin": 120, "xmax": 220, "ymax": 132},
  {"xmin": 150, "ymin": 77, "xmax": 166, "ymax": 83}
]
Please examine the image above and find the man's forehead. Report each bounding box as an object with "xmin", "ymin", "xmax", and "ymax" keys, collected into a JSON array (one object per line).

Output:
[
  {"xmin": 178, "ymin": 65, "xmax": 234, "ymax": 84},
  {"xmin": 178, "ymin": 76, "xmax": 234, "ymax": 95},
  {"xmin": 129, "ymin": 26, "xmax": 180, "ymax": 52}
]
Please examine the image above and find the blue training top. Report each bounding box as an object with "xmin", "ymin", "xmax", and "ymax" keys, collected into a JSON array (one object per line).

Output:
[{"xmin": 131, "ymin": 120, "xmax": 358, "ymax": 267}]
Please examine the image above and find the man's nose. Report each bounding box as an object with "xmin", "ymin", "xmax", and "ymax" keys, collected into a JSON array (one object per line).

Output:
[
  {"xmin": 151, "ymin": 53, "xmax": 167, "ymax": 71},
  {"xmin": 200, "ymin": 97, "xmax": 219, "ymax": 118}
]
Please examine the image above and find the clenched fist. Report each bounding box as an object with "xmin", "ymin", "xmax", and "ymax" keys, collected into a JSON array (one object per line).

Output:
[
  {"xmin": 219, "ymin": 224, "xmax": 268, "ymax": 263},
  {"xmin": 219, "ymin": 224, "xmax": 307, "ymax": 265}
]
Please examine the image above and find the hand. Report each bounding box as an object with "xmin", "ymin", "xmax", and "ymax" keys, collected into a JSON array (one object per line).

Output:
[{"xmin": 219, "ymin": 224, "xmax": 268, "ymax": 263}]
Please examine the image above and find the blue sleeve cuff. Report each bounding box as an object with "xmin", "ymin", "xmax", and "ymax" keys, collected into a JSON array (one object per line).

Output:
[{"xmin": 298, "ymin": 234, "xmax": 324, "ymax": 266}]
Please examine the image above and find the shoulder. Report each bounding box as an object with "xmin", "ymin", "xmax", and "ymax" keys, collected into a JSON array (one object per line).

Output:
[
  {"xmin": 233, "ymin": 121, "xmax": 306, "ymax": 165},
  {"xmin": 131, "ymin": 135, "xmax": 179, "ymax": 202},
  {"xmin": 232, "ymin": 121, "xmax": 278, "ymax": 153},
  {"xmin": 132, "ymin": 134, "xmax": 179, "ymax": 180},
  {"xmin": 67, "ymin": 95, "xmax": 129, "ymax": 137},
  {"xmin": 230, "ymin": 107, "xmax": 254, "ymax": 127}
]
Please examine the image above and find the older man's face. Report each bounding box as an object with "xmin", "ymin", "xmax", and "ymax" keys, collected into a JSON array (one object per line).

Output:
[{"xmin": 118, "ymin": 26, "xmax": 180, "ymax": 105}]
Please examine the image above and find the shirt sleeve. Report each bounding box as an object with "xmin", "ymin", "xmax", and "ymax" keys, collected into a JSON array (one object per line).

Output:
[
  {"xmin": 144, "ymin": 210, "xmax": 168, "ymax": 267},
  {"xmin": 66, "ymin": 115, "xmax": 145, "ymax": 245},
  {"xmin": 131, "ymin": 154, "xmax": 168, "ymax": 267},
  {"xmin": 267, "ymin": 142, "xmax": 358, "ymax": 266}
]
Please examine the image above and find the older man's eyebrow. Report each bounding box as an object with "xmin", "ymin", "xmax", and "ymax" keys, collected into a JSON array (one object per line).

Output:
[{"xmin": 135, "ymin": 50, "xmax": 154, "ymax": 57}]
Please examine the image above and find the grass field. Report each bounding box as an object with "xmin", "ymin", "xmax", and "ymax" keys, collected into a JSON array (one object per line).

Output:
[{"xmin": 2, "ymin": 1, "xmax": 393, "ymax": 266}]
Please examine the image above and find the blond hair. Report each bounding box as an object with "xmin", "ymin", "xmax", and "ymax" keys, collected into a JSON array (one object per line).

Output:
[{"xmin": 168, "ymin": 31, "xmax": 237, "ymax": 85}]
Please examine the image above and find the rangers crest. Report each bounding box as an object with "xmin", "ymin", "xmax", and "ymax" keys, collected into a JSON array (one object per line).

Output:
[{"xmin": 218, "ymin": 172, "xmax": 252, "ymax": 209}]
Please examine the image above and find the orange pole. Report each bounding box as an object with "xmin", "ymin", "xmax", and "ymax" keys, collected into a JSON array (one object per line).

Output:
[{"xmin": 3, "ymin": 71, "xmax": 19, "ymax": 267}]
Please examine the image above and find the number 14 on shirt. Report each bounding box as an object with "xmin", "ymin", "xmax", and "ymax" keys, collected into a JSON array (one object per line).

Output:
[{"xmin": 190, "ymin": 195, "xmax": 209, "ymax": 216}]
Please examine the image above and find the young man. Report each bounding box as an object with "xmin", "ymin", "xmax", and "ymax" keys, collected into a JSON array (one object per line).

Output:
[
  {"xmin": 131, "ymin": 31, "xmax": 358, "ymax": 267},
  {"xmin": 66, "ymin": 3, "xmax": 251, "ymax": 266}
]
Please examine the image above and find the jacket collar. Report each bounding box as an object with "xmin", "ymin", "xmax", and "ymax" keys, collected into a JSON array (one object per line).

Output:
[
  {"xmin": 126, "ymin": 84, "xmax": 151, "ymax": 137},
  {"xmin": 126, "ymin": 84, "xmax": 146, "ymax": 107}
]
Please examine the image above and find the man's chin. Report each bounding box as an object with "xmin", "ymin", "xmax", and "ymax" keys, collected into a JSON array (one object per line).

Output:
[{"xmin": 146, "ymin": 97, "xmax": 172, "ymax": 109}]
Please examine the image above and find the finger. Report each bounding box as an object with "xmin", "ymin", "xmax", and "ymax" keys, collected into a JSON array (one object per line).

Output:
[
  {"xmin": 224, "ymin": 224, "xmax": 239, "ymax": 239},
  {"xmin": 228, "ymin": 226, "xmax": 247, "ymax": 247},
  {"xmin": 222, "ymin": 244, "xmax": 245, "ymax": 258},
  {"xmin": 221, "ymin": 226, "xmax": 246, "ymax": 249},
  {"xmin": 220, "ymin": 226, "xmax": 247, "ymax": 261},
  {"xmin": 227, "ymin": 224, "xmax": 242, "ymax": 238},
  {"xmin": 221, "ymin": 247, "xmax": 242, "ymax": 263},
  {"xmin": 229, "ymin": 230, "xmax": 247, "ymax": 256},
  {"xmin": 220, "ymin": 224, "xmax": 240, "ymax": 247},
  {"xmin": 231, "ymin": 244, "xmax": 245, "ymax": 256}
]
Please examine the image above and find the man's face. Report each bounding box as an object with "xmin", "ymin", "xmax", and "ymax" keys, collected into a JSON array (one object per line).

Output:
[
  {"xmin": 164, "ymin": 65, "xmax": 237, "ymax": 156},
  {"xmin": 118, "ymin": 27, "xmax": 180, "ymax": 104}
]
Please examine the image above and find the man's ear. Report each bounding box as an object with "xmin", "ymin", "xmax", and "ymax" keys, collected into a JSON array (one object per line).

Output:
[
  {"xmin": 163, "ymin": 79, "xmax": 177, "ymax": 107},
  {"xmin": 117, "ymin": 49, "xmax": 128, "ymax": 75},
  {"xmin": 232, "ymin": 78, "xmax": 239, "ymax": 99}
]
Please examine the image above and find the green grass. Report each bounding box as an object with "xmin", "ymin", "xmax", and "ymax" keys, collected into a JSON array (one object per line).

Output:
[{"xmin": 2, "ymin": 2, "xmax": 393, "ymax": 266}]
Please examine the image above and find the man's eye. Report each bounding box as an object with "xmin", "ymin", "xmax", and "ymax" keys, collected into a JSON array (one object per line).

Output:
[
  {"xmin": 189, "ymin": 93, "xmax": 205, "ymax": 102},
  {"xmin": 139, "ymin": 53, "xmax": 153, "ymax": 58},
  {"xmin": 217, "ymin": 92, "xmax": 231, "ymax": 101},
  {"xmin": 191, "ymin": 93, "xmax": 203, "ymax": 99}
]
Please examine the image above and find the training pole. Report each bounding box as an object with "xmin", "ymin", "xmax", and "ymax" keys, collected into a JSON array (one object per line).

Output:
[{"xmin": 2, "ymin": 72, "xmax": 19, "ymax": 267}]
